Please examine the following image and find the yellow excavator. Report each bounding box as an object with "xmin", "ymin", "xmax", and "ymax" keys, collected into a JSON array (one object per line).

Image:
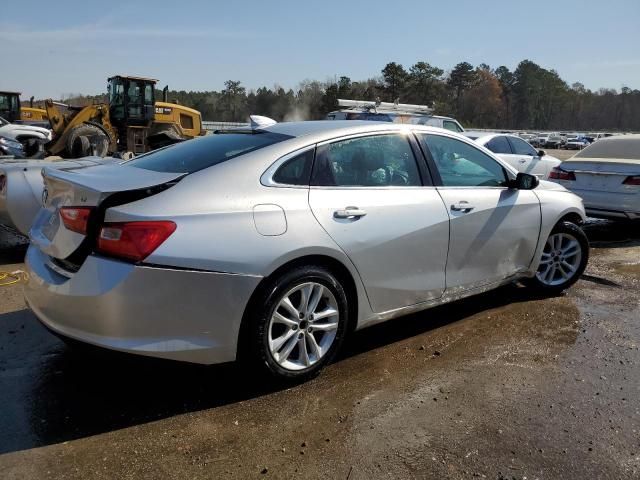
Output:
[
  {"xmin": 0, "ymin": 91, "xmax": 48, "ymax": 123},
  {"xmin": 44, "ymin": 75, "xmax": 206, "ymax": 158}
]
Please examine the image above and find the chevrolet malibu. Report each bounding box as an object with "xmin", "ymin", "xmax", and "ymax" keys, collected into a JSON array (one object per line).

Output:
[{"xmin": 25, "ymin": 120, "xmax": 589, "ymax": 382}]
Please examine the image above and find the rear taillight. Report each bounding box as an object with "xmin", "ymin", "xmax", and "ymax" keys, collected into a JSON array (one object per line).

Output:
[
  {"xmin": 97, "ymin": 221, "xmax": 176, "ymax": 262},
  {"xmin": 549, "ymin": 167, "xmax": 576, "ymax": 181},
  {"xmin": 59, "ymin": 207, "xmax": 93, "ymax": 234},
  {"xmin": 0, "ymin": 174, "xmax": 6, "ymax": 194},
  {"xmin": 622, "ymin": 175, "xmax": 640, "ymax": 186}
]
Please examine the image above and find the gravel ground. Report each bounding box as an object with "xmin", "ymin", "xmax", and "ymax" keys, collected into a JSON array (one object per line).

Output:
[{"xmin": 0, "ymin": 220, "xmax": 638, "ymax": 480}]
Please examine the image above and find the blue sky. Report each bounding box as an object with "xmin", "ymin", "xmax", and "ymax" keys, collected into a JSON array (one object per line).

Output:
[{"xmin": 1, "ymin": 0, "xmax": 639, "ymax": 98}]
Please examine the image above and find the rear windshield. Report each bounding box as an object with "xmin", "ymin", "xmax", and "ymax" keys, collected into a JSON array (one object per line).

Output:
[
  {"xmin": 575, "ymin": 137, "xmax": 640, "ymax": 160},
  {"xmin": 126, "ymin": 131, "xmax": 292, "ymax": 173}
]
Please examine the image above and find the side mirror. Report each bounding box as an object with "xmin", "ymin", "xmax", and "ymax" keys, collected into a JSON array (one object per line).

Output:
[
  {"xmin": 510, "ymin": 172, "xmax": 539, "ymax": 190},
  {"xmin": 538, "ymin": 149, "xmax": 546, "ymax": 157}
]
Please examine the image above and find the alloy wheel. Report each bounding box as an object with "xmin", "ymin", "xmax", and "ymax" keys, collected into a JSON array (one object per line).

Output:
[
  {"xmin": 267, "ymin": 282, "xmax": 340, "ymax": 371},
  {"xmin": 536, "ymin": 232, "xmax": 582, "ymax": 286}
]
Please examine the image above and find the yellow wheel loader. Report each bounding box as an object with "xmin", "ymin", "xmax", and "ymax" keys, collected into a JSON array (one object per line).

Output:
[
  {"xmin": 0, "ymin": 91, "xmax": 48, "ymax": 123},
  {"xmin": 44, "ymin": 75, "xmax": 206, "ymax": 158}
]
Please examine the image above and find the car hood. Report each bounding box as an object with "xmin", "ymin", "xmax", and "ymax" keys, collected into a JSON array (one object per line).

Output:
[{"xmin": 0, "ymin": 123, "xmax": 52, "ymax": 140}]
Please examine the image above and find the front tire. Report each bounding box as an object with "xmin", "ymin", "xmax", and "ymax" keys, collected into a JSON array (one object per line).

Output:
[
  {"xmin": 245, "ymin": 266, "xmax": 349, "ymax": 383},
  {"xmin": 529, "ymin": 221, "xmax": 589, "ymax": 294}
]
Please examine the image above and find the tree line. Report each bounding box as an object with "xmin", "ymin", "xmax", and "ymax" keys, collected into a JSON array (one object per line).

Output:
[{"xmin": 55, "ymin": 59, "xmax": 640, "ymax": 131}]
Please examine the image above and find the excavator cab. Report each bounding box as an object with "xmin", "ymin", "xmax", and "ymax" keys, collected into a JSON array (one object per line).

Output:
[
  {"xmin": 107, "ymin": 76, "xmax": 157, "ymax": 153},
  {"xmin": 107, "ymin": 76, "xmax": 156, "ymax": 126},
  {"xmin": 0, "ymin": 91, "xmax": 21, "ymax": 123}
]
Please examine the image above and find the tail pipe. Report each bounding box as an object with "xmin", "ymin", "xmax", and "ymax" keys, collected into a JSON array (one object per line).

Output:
[
  {"xmin": 162, "ymin": 85, "xmax": 169, "ymax": 103},
  {"xmin": 30, "ymin": 96, "xmax": 34, "ymax": 107}
]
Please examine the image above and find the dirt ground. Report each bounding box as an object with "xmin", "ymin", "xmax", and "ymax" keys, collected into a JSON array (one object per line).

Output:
[{"xmin": 0, "ymin": 220, "xmax": 638, "ymax": 480}]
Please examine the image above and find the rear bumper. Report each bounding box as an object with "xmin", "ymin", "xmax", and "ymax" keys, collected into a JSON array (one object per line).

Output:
[
  {"xmin": 559, "ymin": 187, "xmax": 639, "ymax": 220},
  {"xmin": 24, "ymin": 246, "xmax": 262, "ymax": 364}
]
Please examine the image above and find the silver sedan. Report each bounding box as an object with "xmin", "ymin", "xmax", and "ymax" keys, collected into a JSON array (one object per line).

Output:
[{"xmin": 24, "ymin": 120, "xmax": 589, "ymax": 382}]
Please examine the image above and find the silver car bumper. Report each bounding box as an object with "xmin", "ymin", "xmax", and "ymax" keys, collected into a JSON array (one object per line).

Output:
[
  {"xmin": 24, "ymin": 246, "xmax": 262, "ymax": 364},
  {"xmin": 568, "ymin": 188, "xmax": 640, "ymax": 220}
]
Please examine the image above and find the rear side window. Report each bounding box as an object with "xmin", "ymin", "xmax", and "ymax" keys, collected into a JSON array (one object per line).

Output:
[
  {"xmin": 418, "ymin": 134, "xmax": 508, "ymax": 187},
  {"xmin": 311, "ymin": 134, "xmax": 421, "ymax": 187},
  {"xmin": 273, "ymin": 149, "xmax": 314, "ymax": 185},
  {"xmin": 486, "ymin": 136, "xmax": 512, "ymax": 154},
  {"xmin": 443, "ymin": 120, "xmax": 463, "ymax": 133},
  {"xmin": 508, "ymin": 136, "xmax": 538, "ymax": 156},
  {"xmin": 127, "ymin": 131, "xmax": 292, "ymax": 173}
]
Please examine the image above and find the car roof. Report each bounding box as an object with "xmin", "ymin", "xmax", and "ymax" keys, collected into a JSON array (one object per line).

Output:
[
  {"xmin": 466, "ymin": 132, "xmax": 524, "ymax": 144},
  {"xmin": 263, "ymin": 120, "xmax": 444, "ymax": 139}
]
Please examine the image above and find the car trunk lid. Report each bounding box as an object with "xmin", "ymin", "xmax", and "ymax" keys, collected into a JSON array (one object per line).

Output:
[
  {"xmin": 561, "ymin": 158, "xmax": 640, "ymax": 193},
  {"xmin": 30, "ymin": 163, "xmax": 184, "ymax": 260}
]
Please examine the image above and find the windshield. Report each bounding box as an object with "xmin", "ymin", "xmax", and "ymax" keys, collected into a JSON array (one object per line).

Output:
[
  {"xmin": 127, "ymin": 131, "xmax": 293, "ymax": 173},
  {"xmin": 575, "ymin": 137, "xmax": 640, "ymax": 160}
]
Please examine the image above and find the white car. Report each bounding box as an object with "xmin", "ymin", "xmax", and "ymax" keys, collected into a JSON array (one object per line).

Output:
[
  {"xmin": 0, "ymin": 116, "xmax": 51, "ymax": 158},
  {"xmin": 549, "ymin": 135, "xmax": 640, "ymax": 220},
  {"xmin": 467, "ymin": 133, "xmax": 561, "ymax": 179}
]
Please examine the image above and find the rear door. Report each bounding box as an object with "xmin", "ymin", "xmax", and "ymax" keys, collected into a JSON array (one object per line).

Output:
[
  {"xmin": 416, "ymin": 132, "xmax": 541, "ymax": 292},
  {"xmin": 308, "ymin": 132, "xmax": 450, "ymax": 314},
  {"xmin": 507, "ymin": 136, "xmax": 548, "ymax": 178},
  {"xmin": 485, "ymin": 135, "xmax": 531, "ymax": 173}
]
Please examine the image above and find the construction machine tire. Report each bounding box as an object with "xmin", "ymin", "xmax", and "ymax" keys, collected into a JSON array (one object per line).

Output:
[
  {"xmin": 147, "ymin": 125, "xmax": 185, "ymax": 151},
  {"xmin": 66, "ymin": 124, "xmax": 110, "ymax": 158}
]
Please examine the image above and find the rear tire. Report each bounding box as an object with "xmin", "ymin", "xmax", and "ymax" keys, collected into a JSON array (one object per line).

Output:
[
  {"xmin": 528, "ymin": 221, "xmax": 589, "ymax": 294},
  {"xmin": 244, "ymin": 265, "xmax": 349, "ymax": 383}
]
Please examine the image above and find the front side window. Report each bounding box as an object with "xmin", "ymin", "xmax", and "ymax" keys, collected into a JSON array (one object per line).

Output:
[
  {"xmin": 508, "ymin": 136, "xmax": 538, "ymax": 156},
  {"xmin": 273, "ymin": 149, "xmax": 314, "ymax": 185},
  {"xmin": 419, "ymin": 134, "xmax": 508, "ymax": 187},
  {"xmin": 311, "ymin": 134, "xmax": 421, "ymax": 187},
  {"xmin": 486, "ymin": 136, "xmax": 512, "ymax": 154},
  {"xmin": 128, "ymin": 131, "xmax": 292, "ymax": 174}
]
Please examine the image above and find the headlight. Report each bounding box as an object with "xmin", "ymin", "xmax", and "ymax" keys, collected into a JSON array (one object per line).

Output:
[{"xmin": 0, "ymin": 136, "xmax": 23, "ymax": 150}]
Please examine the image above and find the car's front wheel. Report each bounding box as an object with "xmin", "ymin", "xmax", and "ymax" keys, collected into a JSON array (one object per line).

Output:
[
  {"xmin": 529, "ymin": 221, "xmax": 589, "ymax": 293},
  {"xmin": 245, "ymin": 266, "xmax": 349, "ymax": 383}
]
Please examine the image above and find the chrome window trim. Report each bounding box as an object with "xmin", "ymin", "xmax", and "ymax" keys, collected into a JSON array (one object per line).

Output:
[{"xmin": 260, "ymin": 145, "xmax": 316, "ymax": 188}]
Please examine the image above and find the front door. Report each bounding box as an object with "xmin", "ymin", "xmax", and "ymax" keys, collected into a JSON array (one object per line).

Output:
[
  {"xmin": 308, "ymin": 133, "xmax": 450, "ymax": 314},
  {"xmin": 417, "ymin": 132, "xmax": 541, "ymax": 292}
]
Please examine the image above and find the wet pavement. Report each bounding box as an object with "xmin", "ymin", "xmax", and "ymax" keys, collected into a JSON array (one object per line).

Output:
[{"xmin": 0, "ymin": 221, "xmax": 638, "ymax": 479}]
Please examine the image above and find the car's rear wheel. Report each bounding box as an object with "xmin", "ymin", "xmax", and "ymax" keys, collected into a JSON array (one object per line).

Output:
[
  {"xmin": 529, "ymin": 221, "xmax": 589, "ymax": 293},
  {"xmin": 245, "ymin": 266, "xmax": 349, "ymax": 383}
]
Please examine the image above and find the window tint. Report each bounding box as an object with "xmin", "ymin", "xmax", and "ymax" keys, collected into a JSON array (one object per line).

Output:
[
  {"xmin": 486, "ymin": 136, "xmax": 512, "ymax": 154},
  {"xmin": 273, "ymin": 149, "xmax": 314, "ymax": 185},
  {"xmin": 443, "ymin": 120, "xmax": 463, "ymax": 133},
  {"xmin": 508, "ymin": 137, "xmax": 538, "ymax": 156},
  {"xmin": 127, "ymin": 131, "xmax": 292, "ymax": 174},
  {"xmin": 419, "ymin": 134, "xmax": 508, "ymax": 187},
  {"xmin": 311, "ymin": 134, "xmax": 421, "ymax": 187}
]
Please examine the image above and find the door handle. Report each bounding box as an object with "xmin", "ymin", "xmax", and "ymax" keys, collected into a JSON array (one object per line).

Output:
[
  {"xmin": 334, "ymin": 207, "xmax": 367, "ymax": 219},
  {"xmin": 451, "ymin": 202, "xmax": 475, "ymax": 212},
  {"xmin": 519, "ymin": 159, "xmax": 527, "ymax": 163}
]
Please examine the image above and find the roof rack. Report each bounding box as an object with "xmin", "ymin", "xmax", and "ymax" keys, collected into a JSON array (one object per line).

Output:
[{"xmin": 337, "ymin": 98, "xmax": 433, "ymax": 115}]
